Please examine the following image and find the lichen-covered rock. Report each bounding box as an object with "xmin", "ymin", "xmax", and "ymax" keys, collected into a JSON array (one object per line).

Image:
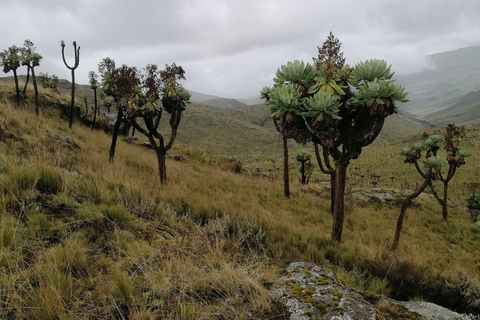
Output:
[
  {"xmin": 350, "ymin": 189, "xmax": 397, "ymax": 204},
  {"xmin": 271, "ymin": 262, "xmax": 376, "ymax": 320},
  {"xmin": 272, "ymin": 262, "xmax": 477, "ymax": 320}
]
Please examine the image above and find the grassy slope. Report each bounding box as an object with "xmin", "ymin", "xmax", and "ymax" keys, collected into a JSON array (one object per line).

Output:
[
  {"xmin": 1, "ymin": 83, "xmax": 480, "ymax": 317},
  {"xmin": 0, "ymin": 76, "xmax": 428, "ymax": 166}
]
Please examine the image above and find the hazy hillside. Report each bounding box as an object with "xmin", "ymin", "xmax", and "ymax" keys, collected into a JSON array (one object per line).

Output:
[
  {"xmin": 427, "ymin": 89, "xmax": 480, "ymax": 125},
  {"xmin": 197, "ymin": 97, "xmax": 246, "ymax": 108},
  {"xmin": 159, "ymin": 103, "xmax": 428, "ymax": 168},
  {"xmin": 186, "ymin": 89, "xmax": 219, "ymax": 103},
  {"xmin": 0, "ymin": 76, "xmax": 428, "ymax": 169},
  {"xmin": 398, "ymin": 46, "xmax": 480, "ymax": 124}
]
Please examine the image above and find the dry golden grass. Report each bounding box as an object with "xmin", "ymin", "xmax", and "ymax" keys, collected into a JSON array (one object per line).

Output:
[{"xmin": 1, "ymin": 84, "xmax": 480, "ymax": 316}]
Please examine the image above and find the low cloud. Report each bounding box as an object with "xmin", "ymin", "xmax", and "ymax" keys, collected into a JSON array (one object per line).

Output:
[{"xmin": 1, "ymin": 0, "xmax": 479, "ymax": 99}]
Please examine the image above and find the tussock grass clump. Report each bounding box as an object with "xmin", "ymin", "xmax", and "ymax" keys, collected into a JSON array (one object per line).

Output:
[
  {"xmin": 368, "ymin": 278, "xmax": 391, "ymax": 296},
  {"xmin": 36, "ymin": 165, "xmax": 64, "ymax": 194},
  {"xmin": 100, "ymin": 205, "xmax": 135, "ymax": 230}
]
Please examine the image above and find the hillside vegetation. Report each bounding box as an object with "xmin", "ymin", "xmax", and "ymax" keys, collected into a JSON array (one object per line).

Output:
[
  {"xmin": 0, "ymin": 83, "xmax": 480, "ymax": 318},
  {"xmin": 0, "ymin": 76, "xmax": 428, "ymax": 167}
]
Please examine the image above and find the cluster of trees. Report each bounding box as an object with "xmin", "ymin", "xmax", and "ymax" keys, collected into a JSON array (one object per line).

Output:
[
  {"xmin": 0, "ymin": 40, "xmax": 43, "ymax": 114},
  {"xmin": 39, "ymin": 73, "xmax": 59, "ymax": 91},
  {"xmin": 2, "ymin": 38, "xmax": 189, "ymax": 185},
  {"xmin": 262, "ymin": 33, "xmax": 408, "ymax": 242},
  {"xmin": 96, "ymin": 58, "xmax": 190, "ymax": 183}
]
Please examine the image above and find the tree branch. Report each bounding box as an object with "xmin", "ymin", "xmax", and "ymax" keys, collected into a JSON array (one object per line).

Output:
[
  {"xmin": 314, "ymin": 143, "xmax": 333, "ymax": 175},
  {"xmin": 414, "ymin": 160, "xmax": 426, "ymax": 179}
]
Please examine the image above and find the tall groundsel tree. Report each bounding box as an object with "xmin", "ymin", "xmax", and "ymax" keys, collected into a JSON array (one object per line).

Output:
[
  {"xmin": 20, "ymin": 40, "xmax": 42, "ymax": 115},
  {"xmin": 0, "ymin": 45, "xmax": 21, "ymax": 101},
  {"xmin": 98, "ymin": 58, "xmax": 138, "ymax": 162},
  {"xmin": 262, "ymin": 33, "xmax": 408, "ymax": 242},
  {"xmin": 88, "ymin": 71, "xmax": 99, "ymax": 129},
  {"xmin": 128, "ymin": 63, "xmax": 190, "ymax": 184}
]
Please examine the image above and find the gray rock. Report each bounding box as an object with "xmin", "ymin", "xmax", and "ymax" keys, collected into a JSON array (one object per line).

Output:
[
  {"xmin": 166, "ymin": 154, "xmax": 186, "ymax": 162},
  {"xmin": 399, "ymin": 301, "xmax": 472, "ymax": 320},
  {"xmin": 63, "ymin": 135, "xmax": 80, "ymax": 149},
  {"xmin": 350, "ymin": 189, "xmax": 398, "ymax": 204},
  {"xmin": 272, "ymin": 262, "xmax": 476, "ymax": 320},
  {"xmin": 141, "ymin": 142, "xmax": 153, "ymax": 149},
  {"xmin": 271, "ymin": 262, "xmax": 376, "ymax": 320},
  {"xmin": 123, "ymin": 136, "xmax": 138, "ymax": 144}
]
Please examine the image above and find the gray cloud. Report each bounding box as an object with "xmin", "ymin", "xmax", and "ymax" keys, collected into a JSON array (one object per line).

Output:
[{"xmin": 1, "ymin": 0, "xmax": 479, "ymax": 99}]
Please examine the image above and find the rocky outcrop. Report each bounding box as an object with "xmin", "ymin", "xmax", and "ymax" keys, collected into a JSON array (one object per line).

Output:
[
  {"xmin": 271, "ymin": 262, "xmax": 478, "ymax": 320},
  {"xmin": 271, "ymin": 262, "xmax": 377, "ymax": 320}
]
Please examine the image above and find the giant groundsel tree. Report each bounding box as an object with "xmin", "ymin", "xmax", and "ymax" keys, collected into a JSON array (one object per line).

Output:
[
  {"xmin": 20, "ymin": 40, "xmax": 42, "ymax": 115},
  {"xmin": 391, "ymin": 124, "xmax": 471, "ymax": 250},
  {"xmin": 0, "ymin": 45, "xmax": 21, "ymax": 101},
  {"xmin": 128, "ymin": 63, "xmax": 190, "ymax": 184},
  {"xmin": 99, "ymin": 59, "xmax": 190, "ymax": 183},
  {"xmin": 98, "ymin": 58, "xmax": 138, "ymax": 162},
  {"xmin": 262, "ymin": 33, "xmax": 408, "ymax": 242}
]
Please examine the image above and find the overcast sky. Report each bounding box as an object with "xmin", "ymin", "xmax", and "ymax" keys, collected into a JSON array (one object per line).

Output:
[{"xmin": 1, "ymin": 0, "xmax": 479, "ymax": 99}]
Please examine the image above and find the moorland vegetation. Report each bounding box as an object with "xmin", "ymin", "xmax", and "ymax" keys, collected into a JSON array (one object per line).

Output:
[{"xmin": 0, "ymin": 34, "xmax": 479, "ymax": 318}]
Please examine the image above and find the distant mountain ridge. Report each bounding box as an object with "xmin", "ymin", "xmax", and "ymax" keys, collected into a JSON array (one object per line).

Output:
[{"xmin": 187, "ymin": 90, "xmax": 248, "ymax": 108}]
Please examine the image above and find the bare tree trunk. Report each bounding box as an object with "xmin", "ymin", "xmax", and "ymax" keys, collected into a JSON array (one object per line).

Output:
[
  {"xmin": 92, "ymin": 88, "xmax": 97, "ymax": 129},
  {"xmin": 69, "ymin": 69, "xmax": 75, "ymax": 129},
  {"xmin": 442, "ymin": 181, "xmax": 448, "ymax": 221},
  {"xmin": 82, "ymin": 97, "xmax": 88, "ymax": 123},
  {"xmin": 12, "ymin": 69, "xmax": 20, "ymax": 101},
  {"xmin": 156, "ymin": 147, "xmax": 167, "ymax": 184},
  {"xmin": 391, "ymin": 199, "xmax": 411, "ymax": 251},
  {"xmin": 300, "ymin": 160, "xmax": 306, "ymax": 185},
  {"xmin": 31, "ymin": 67, "xmax": 38, "ymax": 115},
  {"xmin": 283, "ymin": 135, "xmax": 290, "ymax": 198},
  {"xmin": 109, "ymin": 107, "xmax": 123, "ymax": 163},
  {"xmin": 23, "ymin": 67, "xmax": 30, "ymax": 95},
  {"xmin": 331, "ymin": 160, "xmax": 349, "ymax": 242},
  {"xmin": 330, "ymin": 174, "xmax": 335, "ymax": 215},
  {"xmin": 314, "ymin": 143, "xmax": 334, "ymax": 214}
]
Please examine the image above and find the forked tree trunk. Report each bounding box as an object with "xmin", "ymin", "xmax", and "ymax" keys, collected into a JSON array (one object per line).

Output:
[
  {"xmin": 314, "ymin": 144, "xmax": 334, "ymax": 214},
  {"xmin": 156, "ymin": 147, "xmax": 167, "ymax": 184},
  {"xmin": 391, "ymin": 175, "xmax": 431, "ymax": 251},
  {"xmin": 283, "ymin": 135, "xmax": 290, "ymax": 198},
  {"xmin": 31, "ymin": 67, "xmax": 38, "ymax": 115},
  {"xmin": 109, "ymin": 107, "xmax": 123, "ymax": 163},
  {"xmin": 23, "ymin": 68, "xmax": 30, "ymax": 95},
  {"xmin": 331, "ymin": 160, "xmax": 349, "ymax": 242}
]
